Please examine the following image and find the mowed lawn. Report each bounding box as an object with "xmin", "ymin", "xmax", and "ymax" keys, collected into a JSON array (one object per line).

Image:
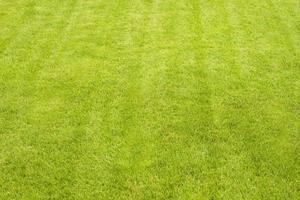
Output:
[{"xmin": 0, "ymin": 0, "xmax": 299, "ymax": 199}]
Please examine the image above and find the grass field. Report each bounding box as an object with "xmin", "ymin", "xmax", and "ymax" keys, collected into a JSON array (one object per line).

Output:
[{"xmin": 0, "ymin": 0, "xmax": 299, "ymax": 199}]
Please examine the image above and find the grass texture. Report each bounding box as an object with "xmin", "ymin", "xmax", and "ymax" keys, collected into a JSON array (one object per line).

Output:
[{"xmin": 0, "ymin": 0, "xmax": 299, "ymax": 199}]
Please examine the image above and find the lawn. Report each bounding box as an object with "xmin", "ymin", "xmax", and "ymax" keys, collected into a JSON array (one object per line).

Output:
[{"xmin": 0, "ymin": 0, "xmax": 299, "ymax": 199}]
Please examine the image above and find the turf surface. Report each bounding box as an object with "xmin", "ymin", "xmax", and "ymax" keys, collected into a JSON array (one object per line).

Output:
[{"xmin": 0, "ymin": 0, "xmax": 299, "ymax": 199}]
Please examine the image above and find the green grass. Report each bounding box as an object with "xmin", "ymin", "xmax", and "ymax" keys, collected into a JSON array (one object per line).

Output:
[{"xmin": 0, "ymin": 0, "xmax": 299, "ymax": 199}]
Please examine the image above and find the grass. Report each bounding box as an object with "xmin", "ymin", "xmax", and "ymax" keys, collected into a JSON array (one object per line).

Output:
[{"xmin": 0, "ymin": 0, "xmax": 299, "ymax": 199}]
